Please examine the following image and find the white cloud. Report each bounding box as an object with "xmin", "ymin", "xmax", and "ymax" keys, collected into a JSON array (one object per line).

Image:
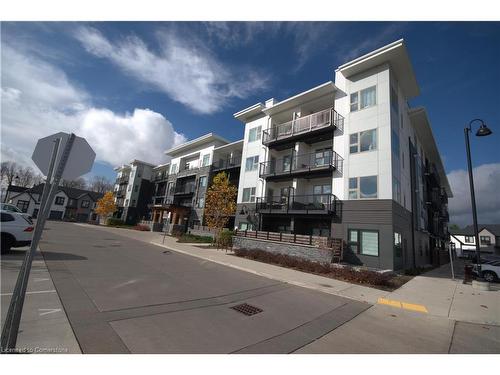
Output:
[
  {"xmin": 447, "ymin": 163, "xmax": 500, "ymax": 226},
  {"xmin": 1, "ymin": 42, "xmax": 185, "ymax": 171},
  {"xmin": 73, "ymin": 26, "xmax": 269, "ymax": 114}
]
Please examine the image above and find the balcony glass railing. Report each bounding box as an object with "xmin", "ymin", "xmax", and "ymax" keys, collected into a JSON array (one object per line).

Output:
[
  {"xmin": 212, "ymin": 156, "xmax": 242, "ymax": 170},
  {"xmin": 262, "ymin": 108, "xmax": 344, "ymax": 145},
  {"xmin": 259, "ymin": 150, "xmax": 343, "ymax": 178},
  {"xmin": 174, "ymin": 184, "xmax": 196, "ymax": 195},
  {"xmin": 256, "ymin": 194, "xmax": 339, "ymax": 214}
]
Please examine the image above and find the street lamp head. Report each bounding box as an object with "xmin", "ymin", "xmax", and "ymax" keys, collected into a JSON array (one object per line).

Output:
[{"xmin": 476, "ymin": 123, "xmax": 492, "ymax": 137}]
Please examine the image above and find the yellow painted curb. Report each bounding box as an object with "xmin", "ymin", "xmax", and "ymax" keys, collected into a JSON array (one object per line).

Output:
[{"xmin": 377, "ymin": 298, "xmax": 428, "ymax": 313}]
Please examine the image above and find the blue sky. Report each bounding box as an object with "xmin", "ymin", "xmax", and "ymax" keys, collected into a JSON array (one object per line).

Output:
[{"xmin": 1, "ymin": 21, "xmax": 499, "ymax": 225}]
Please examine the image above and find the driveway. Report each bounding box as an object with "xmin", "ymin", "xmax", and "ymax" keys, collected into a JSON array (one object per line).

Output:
[{"xmin": 38, "ymin": 222, "xmax": 369, "ymax": 353}]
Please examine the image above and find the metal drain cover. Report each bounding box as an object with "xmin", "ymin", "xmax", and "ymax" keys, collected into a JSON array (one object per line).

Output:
[{"xmin": 231, "ymin": 303, "xmax": 263, "ymax": 316}]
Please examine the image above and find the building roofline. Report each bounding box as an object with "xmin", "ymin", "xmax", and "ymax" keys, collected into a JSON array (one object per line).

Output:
[
  {"xmin": 336, "ymin": 39, "xmax": 420, "ymax": 99},
  {"xmin": 129, "ymin": 159, "xmax": 156, "ymax": 167},
  {"xmin": 213, "ymin": 139, "xmax": 244, "ymax": 151},
  {"xmin": 164, "ymin": 133, "xmax": 230, "ymax": 156},
  {"xmin": 233, "ymin": 103, "xmax": 265, "ymax": 122}
]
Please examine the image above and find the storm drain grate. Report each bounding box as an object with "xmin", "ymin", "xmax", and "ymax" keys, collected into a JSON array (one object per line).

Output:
[{"xmin": 231, "ymin": 303, "xmax": 263, "ymax": 316}]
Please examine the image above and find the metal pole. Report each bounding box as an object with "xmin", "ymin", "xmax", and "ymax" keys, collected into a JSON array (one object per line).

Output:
[
  {"xmin": 449, "ymin": 244, "xmax": 455, "ymax": 280},
  {"xmin": 1, "ymin": 135, "xmax": 74, "ymax": 352},
  {"xmin": 464, "ymin": 127, "xmax": 482, "ymax": 279}
]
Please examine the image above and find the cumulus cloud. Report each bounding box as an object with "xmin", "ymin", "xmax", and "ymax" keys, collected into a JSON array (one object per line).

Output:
[
  {"xmin": 73, "ymin": 26, "xmax": 269, "ymax": 114},
  {"xmin": 447, "ymin": 163, "xmax": 500, "ymax": 226},
  {"xmin": 1, "ymin": 42, "xmax": 185, "ymax": 170}
]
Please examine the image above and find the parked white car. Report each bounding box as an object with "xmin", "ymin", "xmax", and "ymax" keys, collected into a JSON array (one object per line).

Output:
[
  {"xmin": 473, "ymin": 257, "xmax": 500, "ymax": 283},
  {"xmin": 0, "ymin": 203, "xmax": 33, "ymax": 222},
  {"xmin": 0, "ymin": 210, "xmax": 34, "ymax": 254}
]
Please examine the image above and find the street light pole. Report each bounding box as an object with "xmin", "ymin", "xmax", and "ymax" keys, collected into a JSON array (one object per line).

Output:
[{"xmin": 464, "ymin": 119, "xmax": 493, "ymax": 280}]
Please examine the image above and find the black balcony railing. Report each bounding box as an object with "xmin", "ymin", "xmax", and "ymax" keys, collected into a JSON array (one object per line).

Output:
[
  {"xmin": 256, "ymin": 194, "xmax": 339, "ymax": 215},
  {"xmin": 174, "ymin": 184, "xmax": 196, "ymax": 195},
  {"xmin": 116, "ymin": 176, "xmax": 129, "ymax": 185},
  {"xmin": 262, "ymin": 108, "xmax": 344, "ymax": 146},
  {"xmin": 259, "ymin": 150, "xmax": 343, "ymax": 179},
  {"xmin": 115, "ymin": 189, "xmax": 126, "ymax": 198},
  {"xmin": 212, "ymin": 156, "xmax": 242, "ymax": 171}
]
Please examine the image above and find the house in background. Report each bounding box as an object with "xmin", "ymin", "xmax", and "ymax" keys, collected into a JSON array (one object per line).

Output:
[
  {"xmin": 7, "ymin": 184, "xmax": 103, "ymax": 222},
  {"xmin": 450, "ymin": 224, "xmax": 500, "ymax": 257}
]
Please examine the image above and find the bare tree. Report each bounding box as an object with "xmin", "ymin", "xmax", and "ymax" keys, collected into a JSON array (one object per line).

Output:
[
  {"xmin": 1, "ymin": 161, "xmax": 19, "ymax": 187},
  {"xmin": 89, "ymin": 175, "xmax": 113, "ymax": 194},
  {"xmin": 16, "ymin": 166, "xmax": 37, "ymax": 188},
  {"xmin": 61, "ymin": 177, "xmax": 87, "ymax": 190}
]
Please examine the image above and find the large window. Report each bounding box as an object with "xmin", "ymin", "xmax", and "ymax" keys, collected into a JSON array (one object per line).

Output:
[
  {"xmin": 350, "ymin": 86, "xmax": 377, "ymax": 112},
  {"xmin": 238, "ymin": 222, "xmax": 254, "ymax": 231},
  {"xmin": 198, "ymin": 176, "xmax": 207, "ymax": 188},
  {"xmin": 248, "ymin": 126, "xmax": 262, "ymax": 142},
  {"xmin": 350, "ymin": 129, "xmax": 377, "ymax": 153},
  {"xmin": 464, "ymin": 236, "xmax": 474, "ymax": 243},
  {"xmin": 242, "ymin": 187, "xmax": 256, "ymax": 203},
  {"xmin": 55, "ymin": 196, "xmax": 65, "ymax": 205},
  {"xmin": 394, "ymin": 232, "xmax": 402, "ymax": 257},
  {"xmin": 245, "ymin": 155, "xmax": 259, "ymax": 171},
  {"xmin": 202, "ymin": 154, "xmax": 210, "ymax": 167},
  {"xmin": 348, "ymin": 229, "xmax": 379, "ymax": 256},
  {"xmin": 170, "ymin": 164, "xmax": 178, "ymax": 174},
  {"xmin": 480, "ymin": 236, "xmax": 491, "ymax": 245},
  {"xmin": 348, "ymin": 176, "xmax": 378, "ymax": 199},
  {"xmin": 315, "ymin": 148, "xmax": 332, "ymax": 166},
  {"xmin": 81, "ymin": 200, "xmax": 90, "ymax": 208},
  {"xmin": 390, "ymin": 85, "xmax": 399, "ymax": 115},
  {"xmin": 313, "ymin": 184, "xmax": 331, "ymax": 204},
  {"xmin": 16, "ymin": 200, "xmax": 29, "ymax": 213}
]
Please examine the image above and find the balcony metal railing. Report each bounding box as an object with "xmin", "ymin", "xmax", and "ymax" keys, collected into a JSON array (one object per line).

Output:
[
  {"xmin": 174, "ymin": 184, "xmax": 196, "ymax": 195},
  {"xmin": 256, "ymin": 194, "xmax": 339, "ymax": 215},
  {"xmin": 116, "ymin": 176, "xmax": 129, "ymax": 185},
  {"xmin": 212, "ymin": 156, "xmax": 242, "ymax": 171},
  {"xmin": 115, "ymin": 189, "xmax": 126, "ymax": 198},
  {"xmin": 153, "ymin": 172, "xmax": 168, "ymax": 182},
  {"xmin": 262, "ymin": 108, "xmax": 344, "ymax": 145},
  {"xmin": 259, "ymin": 150, "xmax": 343, "ymax": 178}
]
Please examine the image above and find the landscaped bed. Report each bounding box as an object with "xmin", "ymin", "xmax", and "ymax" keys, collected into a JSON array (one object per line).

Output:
[
  {"xmin": 176, "ymin": 233, "xmax": 214, "ymax": 244},
  {"xmin": 232, "ymin": 248, "xmax": 412, "ymax": 291}
]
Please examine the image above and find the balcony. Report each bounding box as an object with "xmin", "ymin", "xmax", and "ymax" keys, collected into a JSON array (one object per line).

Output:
[
  {"xmin": 115, "ymin": 189, "xmax": 126, "ymax": 198},
  {"xmin": 262, "ymin": 108, "xmax": 344, "ymax": 148},
  {"xmin": 174, "ymin": 184, "xmax": 196, "ymax": 196},
  {"xmin": 116, "ymin": 176, "xmax": 129, "ymax": 185},
  {"xmin": 153, "ymin": 172, "xmax": 168, "ymax": 182},
  {"xmin": 259, "ymin": 150, "xmax": 343, "ymax": 181},
  {"xmin": 256, "ymin": 194, "xmax": 339, "ymax": 215},
  {"xmin": 212, "ymin": 156, "xmax": 242, "ymax": 171}
]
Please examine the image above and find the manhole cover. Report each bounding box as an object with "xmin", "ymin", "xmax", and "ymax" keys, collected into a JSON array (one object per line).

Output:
[{"xmin": 231, "ymin": 303, "xmax": 263, "ymax": 316}]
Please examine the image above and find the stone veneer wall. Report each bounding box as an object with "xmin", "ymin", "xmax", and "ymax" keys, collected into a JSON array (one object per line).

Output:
[{"xmin": 232, "ymin": 236, "xmax": 333, "ymax": 264}]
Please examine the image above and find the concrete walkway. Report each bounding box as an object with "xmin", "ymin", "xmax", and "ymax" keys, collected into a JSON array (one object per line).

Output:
[
  {"xmin": 0, "ymin": 248, "xmax": 81, "ymax": 354},
  {"xmin": 79, "ymin": 224, "xmax": 499, "ymax": 325}
]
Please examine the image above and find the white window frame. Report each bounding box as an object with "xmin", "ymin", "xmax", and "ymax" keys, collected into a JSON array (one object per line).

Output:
[
  {"xmin": 350, "ymin": 86, "xmax": 377, "ymax": 112},
  {"xmin": 245, "ymin": 155, "xmax": 259, "ymax": 172},
  {"xmin": 349, "ymin": 129, "xmax": 377, "ymax": 154},
  {"xmin": 242, "ymin": 187, "xmax": 256, "ymax": 203},
  {"xmin": 348, "ymin": 176, "xmax": 378, "ymax": 199},
  {"xmin": 201, "ymin": 154, "xmax": 210, "ymax": 167},
  {"xmin": 248, "ymin": 126, "xmax": 262, "ymax": 143}
]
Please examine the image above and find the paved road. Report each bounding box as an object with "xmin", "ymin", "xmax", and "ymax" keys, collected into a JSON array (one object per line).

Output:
[{"xmin": 38, "ymin": 222, "xmax": 369, "ymax": 353}]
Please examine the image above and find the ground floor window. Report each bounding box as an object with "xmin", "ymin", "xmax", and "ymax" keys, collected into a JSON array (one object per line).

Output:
[
  {"xmin": 348, "ymin": 229, "xmax": 379, "ymax": 256},
  {"xmin": 16, "ymin": 200, "xmax": 29, "ymax": 213},
  {"xmin": 394, "ymin": 232, "xmax": 402, "ymax": 257},
  {"xmin": 480, "ymin": 236, "xmax": 491, "ymax": 245},
  {"xmin": 238, "ymin": 222, "xmax": 254, "ymax": 231}
]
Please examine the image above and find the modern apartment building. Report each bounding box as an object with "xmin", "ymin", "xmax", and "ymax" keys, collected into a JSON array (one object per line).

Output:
[
  {"xmin": 233, "ymin": 39, "xmax": 452, "ymax": 270},
  {"xmin": 113, "ymin": 159, "xmax": 155, "ymax": 224},
  {"xmin": 148, "ymin": 133, "xmax": 243, "ymax": 231}
]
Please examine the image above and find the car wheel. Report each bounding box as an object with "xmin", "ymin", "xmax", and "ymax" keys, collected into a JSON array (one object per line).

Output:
[
  {"xmin": 482, "ymin": 271, "xmax": 497, "ymax": 283},
  {"xmin": 1, "ymin": 234, "xmax": 13, "ymax": 254}
]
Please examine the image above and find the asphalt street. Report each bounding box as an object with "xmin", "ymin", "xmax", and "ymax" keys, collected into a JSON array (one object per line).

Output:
[{"xmin": 37, "ymin": 222, "xmax": 369, "ymax": 353}]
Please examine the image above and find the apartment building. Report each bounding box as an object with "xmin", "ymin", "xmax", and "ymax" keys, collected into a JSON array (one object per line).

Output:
[
  {"xmin": 148, "ymin": 133, "xmax": 243, "ymax": 231},
  {"xmin": 113, "ymin": 159, "xmax": 155, "ymax": 224},
  {"xmin": 233, "ymin": 39, "xmax": 452, "ymax": 270}
]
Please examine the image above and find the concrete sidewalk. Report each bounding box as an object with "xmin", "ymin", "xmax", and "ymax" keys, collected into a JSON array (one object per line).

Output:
[
  {"xmin": 0, "ymin": 248, "xmax": 81, "ymax": 354},
  {"xmin": 79, "ymin": 224, "xmax": 500, "ymax": 325}
]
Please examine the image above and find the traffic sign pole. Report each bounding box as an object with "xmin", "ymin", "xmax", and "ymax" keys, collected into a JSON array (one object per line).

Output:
[{"xmin": 0, "ymin": 135, "xmax": 74, "ymax": 352}]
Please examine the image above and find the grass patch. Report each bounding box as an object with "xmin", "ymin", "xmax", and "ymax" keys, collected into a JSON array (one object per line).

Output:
[
  {"xmin": 177, "ymin": 233, "xmax": 214, "ymax": 244},
  {"xmin": 233, "ymin": 248, "xmax": 412, "ymax": 291}
]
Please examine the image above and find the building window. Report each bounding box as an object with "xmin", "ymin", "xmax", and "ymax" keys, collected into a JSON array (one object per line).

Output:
[
  {"xmin": 198, "ymin": 176, "xmax": 207, "ymax": 188},
  {"xmin": 348, "ymin": 176, "xmax": 378, "ymax": 199},
  {"xmin": 464, "ymin": 236, "xmax": 474, "ymax": 243},
  {"xmin": 134, "ymin": 185, "xmax": 139, "ymax": 192},
  {"xmin": 81, "ymin": 200, "xmax": 90, "ymax": 208},
  {"xmin": 68, "ymin": 199, "xmax": 76, "ymax": 206},
  {"xmin": 350, "ymin": 86, "xmax": 377, "ymax": 112},
  {"xmin": 167, "ymin": 182, "xmax": 174, "ymax": 196},
  {"xmin": 170, "ymin": 164, "xmax": 178, "ymax": 174},
  {"xmin": 238, "ymin": 222, "xmax": 254, "ymax": 231},
  {"xmin": 248, "ymin": 126, "xmax": 262, "ymax": 142},
  {"xmin": 313, "ymin": 184, "xmax": 331, "ymax": 204},
  {"xmin": 242, "ymin": 187, "xmax": 256, "ymax": 203},
  {"xmin": 480, "ymin": 236, "xmax": 491, "ymax": 245},
  {"xmin": 16, "ymin": 200, "xmax": 29, "ymax": 213},
  {"xmin": 393, "ymin": 177, "xmax": 401, "ymax": 203},
  {"xmin": 55, "ymin": 196, "xmax": 65, "ymax": 205},
  {"xmin": 348, "ymin": 229, "xmax": 379, "ymax": 256},
  {"xmin": 125, "ymin": 199, "xmax": 129, "ymax": 206},
  {"xmin": 245, "ymin": 155, "xmax": 259, "ymax": 172},
  {"xmin": 391, "ymin": 86, "xmax": 399, "ymax": 115},
  {"xmin": 128, "ymin": 185, "xmax": 132, "ymax": 191},
  {"xmin": 350, "ymin": 129, "xmax": 377, "ymax": 154},
  {"xmin": 131, "ymin": 199, "xmax": 136, "ymax": 206},
  {"xmin": 197, "ymin": 196, "xmax": 205, "ymax": 208},
  {"xmin": 392, "ymin": 129, "xmax": 400, "ymax": 157},
  {"xmin": 202, "ymin": 154, "xmax": 210, "ymax": 167},
  {"xmin": 314, "ymin": 148, "xmax": 332, "ymax": 166},
  {"xmin": 394, "ymin": 232, "xmax": 402, "ymax": 257}
]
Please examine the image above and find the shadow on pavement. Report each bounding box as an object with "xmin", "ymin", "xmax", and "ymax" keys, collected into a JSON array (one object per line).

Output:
[{"xmin": 1, "ymin": 249, "xmax": 87, "ymax": 261}]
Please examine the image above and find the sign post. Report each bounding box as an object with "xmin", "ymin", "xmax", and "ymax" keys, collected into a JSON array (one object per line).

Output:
[{"xmin": 1, "ymin": 132, "xmax": 95, "ymax": 353}]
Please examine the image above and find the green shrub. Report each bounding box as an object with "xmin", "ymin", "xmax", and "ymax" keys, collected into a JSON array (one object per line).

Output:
[
  {"xmin": 215, "ymin": 230, "xmax": 234, "ymax": 250},
  {"xmin": 177, "ymin": 233, "xmax": 214, "ymax": 243},
  {"xmin": 107, "ymin": 218, "xmax": 125, "ymax": 226}
]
